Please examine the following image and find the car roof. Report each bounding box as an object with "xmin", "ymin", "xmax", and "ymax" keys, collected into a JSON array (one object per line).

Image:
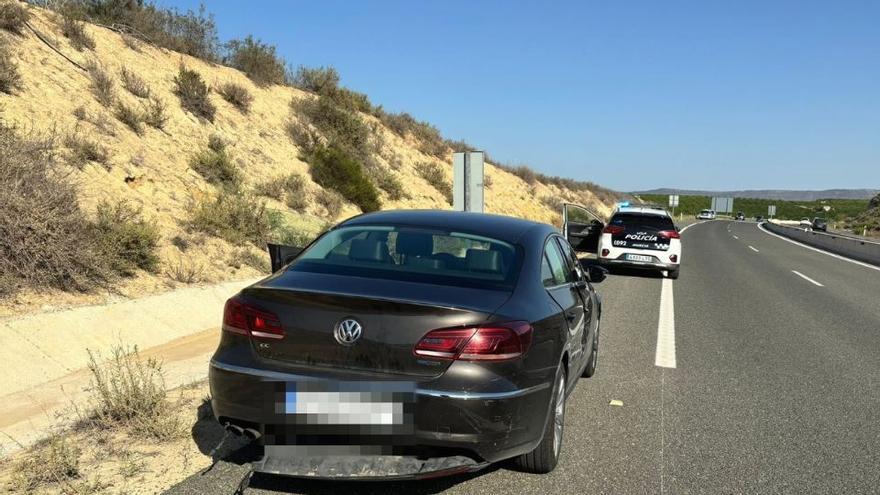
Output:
[
  {"xmin": 614, "ymin": 206, "xmax": 671, "ymax": 217},
  {"xmin": 339, "ymin": 209, "xmax": 551, "ymax": 243}
]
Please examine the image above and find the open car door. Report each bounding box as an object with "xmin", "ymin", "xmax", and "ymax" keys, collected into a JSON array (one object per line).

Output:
[
  {"xmin": 562, "ymin": 203, "xmax": 605, "ymax": 254},
  {"xmin": 267, "ymin": 243, "xmax": 304, "ymax": 273}
]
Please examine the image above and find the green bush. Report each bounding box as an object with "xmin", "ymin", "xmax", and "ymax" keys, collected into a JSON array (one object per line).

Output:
[
  {"xmin": 415, "ymin": 161, "xmax": 452, "ymax": 204},
  {"xmin": 0, "ymin": 41, "xmax": 21, "ymax": 94},
  {"xmin": 224, "ymin": 35, "xmax": 286, "ymax": 86},
  {"xmin": 294, "ymin": 94, "xmax": 370, "ymax": 160},
  {"xmin": 190, "ymin": 139, "xmax": 238, "ymax": 187},
  {"xmin": 308, "ymin": 146, "xmax": 380, "ymax": 212},
  {"xmin": 61, "ymin": 14, "xmax": 95, "ymax": 51},
  {"xmin": 379, "ymin": 111, "xmax": 447, "ymax": 158},
  {"xmin": 114, "ymin": 101, "xmax": 144, "ymax": 135},
  {"xmin": 291, "ymin": 65, "xmax": 372, "ymax": 112},
  {"xmin": 0, "ymin": 1, "xmax": 30, "ymax": 34},
  {"xmin": 217, "ymin": 81, "xmax": 253, "ymax": 113},
  {"xmin": 189, "ymin": 189, "xmax": 277, "ymax": 246},
  {"xmin": 93, "ymin": 201, "xmax": 161, "ymax": 276},
  {"xmin": 374, "ymin": 167, "xmax": 407, "ymax": 200},
  {"xmin": 120, "ymin": 67, "xmax": 150, "ymax": 98},
  {"xmin": 255, "ymin": 173, "xmax": 307, "ymax": 211},
  {"xmin": 174, "ymin": 65, "xmax": 215, "ymax": 121},
  {"xmin": 316, "ymin": 188, "xmax": 344, "ymax": 215}
]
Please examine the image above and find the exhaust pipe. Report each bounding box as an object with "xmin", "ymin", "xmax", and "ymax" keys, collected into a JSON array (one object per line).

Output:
[
  {"xmin": 243, "ymin": 428, "xmax": 262, "ymax": 440},
  {"xmin": 224, "ymin": 423, "xmax": 244, "ymax": 436}
]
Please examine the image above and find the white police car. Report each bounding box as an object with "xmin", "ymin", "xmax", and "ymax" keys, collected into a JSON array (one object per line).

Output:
[{"xmin": 597, "ymin": 205, "xmax": 682, "ymax": 279}]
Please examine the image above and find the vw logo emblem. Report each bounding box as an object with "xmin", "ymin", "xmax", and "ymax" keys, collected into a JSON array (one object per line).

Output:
[{"xmin": 334, "ymin": 318, "xmax": 363, "ymax": 346}]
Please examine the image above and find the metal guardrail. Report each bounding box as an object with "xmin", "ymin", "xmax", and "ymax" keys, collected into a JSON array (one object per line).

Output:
[{"xmin": 764, "ymin": 221, "xmax": 880, "ymax": 267}]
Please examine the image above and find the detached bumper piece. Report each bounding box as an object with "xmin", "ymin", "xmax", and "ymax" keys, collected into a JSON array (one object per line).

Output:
[{"xmin": 253, "ymin": 445, "xmax": 488, "ymax": 480}]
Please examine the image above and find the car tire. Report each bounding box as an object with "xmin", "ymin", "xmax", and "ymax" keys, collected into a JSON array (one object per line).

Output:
[
  {"xmin": 514, "ymin": 365, "xmax": 566, "ymax": 474},
  {"xmin": 582, "ymin": 327, "xmax": 599, "ymax": 378},
  {"xmin": 668, "ymin": 267, "xmax": 680, "ymax": 279}
]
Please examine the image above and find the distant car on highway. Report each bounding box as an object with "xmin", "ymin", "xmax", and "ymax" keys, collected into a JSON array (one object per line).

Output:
[
  {"xmin": 696, "ymin": 209, "xmax": 716, "ymax": 220},
  {"xmin": 811, "ymin": 217, "xmax": 827, "ymax": 232},
  {"xmin": 597, "ymin": 205, "xmax": 681, "ymax": 279},
  {"xmin": 211, "ymin": 210, "xmax": 606, "ymax": 479},
  {"xmin": 799, "ymin": 217, "xmax": 813, "ymax": 230},
  {"xmin": 735, "ymin": 211, "xmax": 745, "ymax": 221}
]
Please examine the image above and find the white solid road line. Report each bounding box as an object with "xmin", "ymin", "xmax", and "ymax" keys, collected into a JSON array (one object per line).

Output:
[
  {"xmin": 758, "ymin": 222, "xmax": 880, "ymax": 273},
  {"xmin": 791, "ymin": 270, "xmax": 824, "ymax": 287},
  {"xmin": 655, "ymin": 278, "xmax": 676, "ymax": 369},
  {"xmin": 748, "ymin": 245, "xmax": 760, "ymax": 252},
  {"xmin": 678, "ymin": 221, "xmax": 705, "ymax": 233},
  {"xmin": 733, "ymin": 235, "xmax": 739, "ymax": 239}
]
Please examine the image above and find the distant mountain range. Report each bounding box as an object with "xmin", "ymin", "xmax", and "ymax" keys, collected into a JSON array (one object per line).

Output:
[{"xmin": 633, "ymin": 188, "xmax": 878, "ymax": 201}]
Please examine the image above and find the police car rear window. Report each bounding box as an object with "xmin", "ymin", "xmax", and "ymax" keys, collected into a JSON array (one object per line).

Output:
[{"xmin": 610, "ymin": 213, "xmax": 675, "ymax": 230}]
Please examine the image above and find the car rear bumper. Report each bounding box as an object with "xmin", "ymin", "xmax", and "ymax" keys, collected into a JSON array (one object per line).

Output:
[
  {"xmin": 208, "ymin": 358, "xmax": 552, "ymax": 478},
  {"xmin": 599, "ymin": 257, "xmax": 678, "ymax": 271}
]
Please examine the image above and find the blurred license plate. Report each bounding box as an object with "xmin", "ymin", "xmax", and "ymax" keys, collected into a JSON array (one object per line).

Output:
[
  {"xmin": 283, "ymin": 382, "xmax": 414, "ymax": 425},
  {"xmin": 625, "ymin": 254, "xmax": 653, "ymax": 262}
]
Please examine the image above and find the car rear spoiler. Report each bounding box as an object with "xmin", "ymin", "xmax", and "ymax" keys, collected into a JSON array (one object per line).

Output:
[{"xmin": 267, "ymin": 243, "xmax": 303, "ymax": 273}]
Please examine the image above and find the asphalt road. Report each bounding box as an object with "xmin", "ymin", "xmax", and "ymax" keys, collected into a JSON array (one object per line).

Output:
[{"xmin": 166, "ymin": 220, "xmax": 880, "ymax": 495}]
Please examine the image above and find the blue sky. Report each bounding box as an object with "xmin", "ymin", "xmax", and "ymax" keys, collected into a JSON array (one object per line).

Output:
[{"xmin": 159, "ymin": 1, "xmax": 879, "ymax": 192}]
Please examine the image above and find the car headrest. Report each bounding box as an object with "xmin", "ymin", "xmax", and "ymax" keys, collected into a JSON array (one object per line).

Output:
[
  {"xmin": 406, "ymin": 257, "xmax": 445, "ymax": 270},
  {"xmin": 466, "ymin": 249, "xmax": 502, "ymax": 273},
  {"xmin": 396, "ymin": 232, "xmax": 433, "ymax": 257},
  {"xmin": 349, "ymin": 239, "xmax": 387, "ymax": 263}
]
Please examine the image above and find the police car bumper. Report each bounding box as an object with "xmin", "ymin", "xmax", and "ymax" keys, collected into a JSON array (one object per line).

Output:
[{"xmin": 599, "ymin": 256, "xmax": 678, "ymax": 271}]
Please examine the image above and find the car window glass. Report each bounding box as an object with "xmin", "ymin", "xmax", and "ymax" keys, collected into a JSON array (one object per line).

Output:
[
  {"xmin": 544, "ymin": 240, "xmax": 569, "ymax": 286},
  {"xmin": 540, "ymin": 254, "xmax": 555, "ymax": 287},
  {"xmin": 554, "ymin": 238, "xmax": 581, "ymax": 281}
]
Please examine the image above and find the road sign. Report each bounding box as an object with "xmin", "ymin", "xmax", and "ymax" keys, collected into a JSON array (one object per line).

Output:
[
  {"xmin": 453, "ymin": 151, "xmax": 484, "ymax": 212},
  {"xmin": 668, "ymin": 194, "xmax": 679, "ymax": 207},
  {"xmin": 711, "ymin": 197, "xmax": 734, "ymax": 213},
  {"xmin": 768, "ymin": 205, "xmax": 777, "ymax": 217}
]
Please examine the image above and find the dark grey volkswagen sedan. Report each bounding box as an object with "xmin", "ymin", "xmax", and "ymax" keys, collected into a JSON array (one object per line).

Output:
[{"xmin": 209, "ymin": 210, "xmax": 606, "ymax": 480}]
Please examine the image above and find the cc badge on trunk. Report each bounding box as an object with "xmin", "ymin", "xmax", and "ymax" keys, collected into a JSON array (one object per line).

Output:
[{"xmin": 334, "ymin": 318, "xmax": 363, "ymax": 346}]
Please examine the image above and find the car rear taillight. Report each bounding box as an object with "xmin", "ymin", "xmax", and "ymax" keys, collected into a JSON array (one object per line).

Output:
[
  {"xmin": 414, "ymin": 321, "xmax": 532, "ymax": 361},
  {"xmin": 601, "ymin": 248, "xmax": 610, "ymax": 257},
  {"xmin": 657, "ymin": 230, "xmax": 680, "ymax": 239},
  {"xmin": 603, "ymin": 225, "xmax": 624, "ymax": 235},
  {"xmin": 222, "ymin": 296, "xmax": 284, "ymax": 339}
]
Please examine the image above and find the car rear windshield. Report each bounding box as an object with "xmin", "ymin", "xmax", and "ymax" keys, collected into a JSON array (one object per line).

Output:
[
  {"xmin": 289, "ymin": 225, "xmax": 521, "ymax": 291},
  {"xmin": 610, "ymin": 213, "xmax": 675, "ymax": 231}
]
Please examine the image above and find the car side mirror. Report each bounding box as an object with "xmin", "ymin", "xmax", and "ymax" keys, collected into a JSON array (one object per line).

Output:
[{"xmin": 587, "ymin": 265, "xmax": 608, "ymax": 283}]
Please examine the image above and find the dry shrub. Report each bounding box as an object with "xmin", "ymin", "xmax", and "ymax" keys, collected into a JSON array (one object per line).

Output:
[
  {"xmin": 143, "ymin": 97, "xmax": 168, "ymax": 129},
  {"xmin": 285, "ymin": 118, "xmax": 321, "ymax": 154},
  {"xmin": 293, "ymin": 94, "xmax": 370, "ymax": 161},
  {"xmin": 0, "ymin": 123, "xmax": 108, "ymax": 295},
  {"xmin": 233, "ymin": 248, "xmax": 270, "ymax": 272},
  {"xmin": 255, "ymin": 173, "xmax": 307, "ymax": 211},
  {"xmin": 0, "ymin": 40, "xmax": 21, "ymax": 93},
  {"xmin": 374, "ymin": 167, "xmax": 407, "ymax": 201},
  {"xmin": 65, "ymin": 131, "xmax": 109, "ymax": 169},
  {"xmin": 189, "ymin": 190, "xmax": 277, "ymax": 246},
  {"xmin": 224, "ymin": 35, "xmax": 286, "ymax": 86},
  {"xmin": 114, "ymin": 101, "xmax": 144, "ymax": 135},
  {"xmin": 11, "ymin": 434, "xmax": 81, "ymax": 492},
  {"xmin": 85, "ymin": 60, "xmax": 115, "ymax": 107},
  {"xmin": 87, "ymin": 344, "xmax": 181, "ymax": 440},
  {"xmin": 217, "ymin": 81, "xmax": 252, "ymax": 113},
  {"xmin": 61, "ymin": 14, "xmax": 96, "ymax": 51},
  {"xmin": 416, "ymin": 161, "xmax": 452, "ymax": 204},
  {"xmin": 166, "ymin": 257, "xmax": 204, "ymax": 283},
  {"xmin": 316, "ymin": 188, "xmax": 344, "ymax": 216},
  {"xmin": 93, "ymin": 201, "xmax": 161, "ymax": 276},
  {"xmin": 120, "ymin": 67, "xmax": 150, "ymax": 98},
  {"xmin": 0, "ymin": 0, "xmax": 30, "ymax": 34},
  {"xmin": 174, "ymin": 65, "xmax": 215, "ymax": 121},
  {"xmin": 190, "ymin": 137, "xmax": 239, "ymax": 187}
]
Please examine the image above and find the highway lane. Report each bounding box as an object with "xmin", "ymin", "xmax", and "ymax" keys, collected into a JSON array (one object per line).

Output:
[{"xmin": 165, "ymin": 221, "xmax": 880, "ymax": 494}]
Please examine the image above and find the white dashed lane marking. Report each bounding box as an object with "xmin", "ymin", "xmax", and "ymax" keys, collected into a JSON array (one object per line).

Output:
[
  {"xmin": 748, "ymin": 245, "xmax": 759, "ymax": 253},
  {"xmin": 791, "ymin": 270, "xmax": 824, "ymax": 287}
]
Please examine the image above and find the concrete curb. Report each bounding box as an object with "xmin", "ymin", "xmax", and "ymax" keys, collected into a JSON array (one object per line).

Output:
[{"xmin": 0, "ymin": 277, "xmax": 261, "ymax": 397}]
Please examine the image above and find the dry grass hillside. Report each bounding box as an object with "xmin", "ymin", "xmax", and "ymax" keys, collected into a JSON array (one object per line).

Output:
[{"xmin": 0, "ymin": 3, "xmax": 617, "ymax": 316}]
